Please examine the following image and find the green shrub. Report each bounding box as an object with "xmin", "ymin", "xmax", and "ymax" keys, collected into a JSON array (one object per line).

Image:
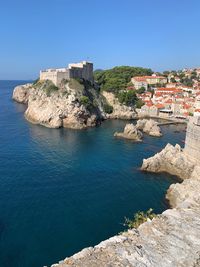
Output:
[
  {"xmin": 103, "ymin": 104, "xmax": 113, "ymax": 114},
  {"xmin": 117, "ymin": 90, "xmax": 138, "ymax": 106},
  {"xmin": 136, "ymin": 87, "xmax": 146, "ymax": 94},
  {"xmin": 33, "ymin": 78, "xmax": 39, "ymax": 85},
  {"xmin": 135, "ymin": 99, "xmax": 144, "ymax": 108},
  {"xmin": 124, "ymin": 209, "xmax": 156, "ymax": 229},
  {"xmin": 68, "ymin": 78, "xmax": 84, "ymax": 91},
  {"xmin": 45, "ymin": 84, "xmax": 59, "ymax": 97},
  {"xmin": 62, "ymin": 90, "xmax": 69, "ymax": 97},
  {"xmin": 80, "ymin": 95, "xmax": 89, "ymax": 105}
]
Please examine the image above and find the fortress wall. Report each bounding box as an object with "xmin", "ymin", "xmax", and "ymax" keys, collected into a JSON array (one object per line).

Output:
[
  {"xmin": 40, "ymin": 69, "xmax": 70, "ymax": 86},
  {"xmin": 40, "ymin": 61, "xmax": 94, "ymax": 86},
  {"xmin": 184, "ymin": 117, "xmax": 200, "ymax": 163},
  {"xmin": 40, "ymin": 70, "xmax": 58, "ymax": 86},
  {"xmin": 57, "ymin": 70, "xmax": 70, "ymax": 86}
]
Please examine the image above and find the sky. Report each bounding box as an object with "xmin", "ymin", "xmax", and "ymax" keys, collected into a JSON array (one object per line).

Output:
[{"xmin": 0, "ymin": 0, "xmax": 200, "ymax": 79}]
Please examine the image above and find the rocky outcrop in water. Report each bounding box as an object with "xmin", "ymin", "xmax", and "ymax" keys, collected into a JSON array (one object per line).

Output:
[
  {"xmin": 102, "ymin": 91, "xmax": 137, "ymax": 119},
  {"xmin": 114, "ymin": 119, "xmax": 162, "ymax": 142},
  {"xmin": 141, "ymin": 143, "xmax": 194, "ymax": 179},
  {"xmin": 114, "ymin": 123, "xmax": 143, "ymax": 141},
  {"xmin": 136, "ymin": 119, "xmax": 162, "ymax": 137},
  {"xmin": 13, "ymin": 79, "xmax": 106, "ymax": 129}
]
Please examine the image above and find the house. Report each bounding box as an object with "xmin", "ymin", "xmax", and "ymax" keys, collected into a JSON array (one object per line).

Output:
[{"xmin": 131, "ymin": 74, "xmax": 167, "ymax": 90}]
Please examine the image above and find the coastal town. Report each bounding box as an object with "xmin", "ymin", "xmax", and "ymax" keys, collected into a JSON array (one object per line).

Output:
[{"xmin": 130, "ymin": 68, "xmax": 200, "ymax": 119}]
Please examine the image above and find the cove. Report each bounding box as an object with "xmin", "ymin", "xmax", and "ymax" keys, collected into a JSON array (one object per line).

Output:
[{"xmin": 0, "ymin": 81, "xmax": 186, "ymax": 267}]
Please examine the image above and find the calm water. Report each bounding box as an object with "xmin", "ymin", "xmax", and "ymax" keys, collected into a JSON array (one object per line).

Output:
[{"xmin": 0, "ymin": 81, "xmax": 186, "ymax": 267}]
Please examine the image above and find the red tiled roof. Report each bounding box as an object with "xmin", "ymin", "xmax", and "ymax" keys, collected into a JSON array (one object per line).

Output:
[
  {"xmin": 155, "ymin": 104, "xmax": 164, "ymax": 109},
  {"xmin": 165, "ymin": 99, "xmax": 173, "ymax": 104},
  {"xmin": 132, "ymin": 75, "xmax": 166, "ymax": 81}
]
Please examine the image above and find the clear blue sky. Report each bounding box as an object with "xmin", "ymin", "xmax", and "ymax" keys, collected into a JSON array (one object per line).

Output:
[{"xmin": 1, "ymin": 0, "xmax": 200, "ymax": 79}]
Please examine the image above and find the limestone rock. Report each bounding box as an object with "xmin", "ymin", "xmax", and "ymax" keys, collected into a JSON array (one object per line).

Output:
[
  {"xmin": 136, "ymin": 119, "xmax": 162, "ymax": 137},
  {"xmin": 102, "ymin": 91, "xmax": 137, "ymax": 119},
  {"xmin": 141, "ymin": 143, "xmax": 194, "ymax": 179},
  {"xmin": 114, "ymin": 123, "xmax": 143, "ymax": 141},
  {"xmin": 51, "ymin": 206, "xmax": 200, "ymax": 267},
  {"xmin": 166, "ymin": 165, "xmax": 200, "ymax": 208},
  {"xmin": 12, "ymin": 83, "xmax": 32, "ymax": 104},
  {"xmin": 13, "ymin": 80, "xmax": 104, "ymax": 129}
]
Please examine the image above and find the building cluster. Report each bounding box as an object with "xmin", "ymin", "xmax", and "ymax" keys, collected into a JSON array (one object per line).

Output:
[
  {"xmin": 40, "ymin": 61, "xmax": 93, "ymax": 87},
  {"xmin": 130, "ymin": 71, "xmax": 200, "ymax": 119},
  {"xmin": 131, "ymin": 74, "xmax": 167, "ymax": 90}
]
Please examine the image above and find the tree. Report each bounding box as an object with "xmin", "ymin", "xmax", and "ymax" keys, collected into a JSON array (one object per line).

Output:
[
  {"xmin": 136, "ymin": 87, "xmax": 146, "ymax": 94},
  {"xmin": 94, "ymin": 66, "xmax": 153, "ymax": 94},
  {"xmin": 170, "ymin": 77, "xmax": 176, "ymax": 83},
  {"xmin": 117, "ymin": 90, "xmax": 138, "ymax": 106},
  {"xmin": 103, "ymin": 104, "xmax": 113, "ymax": 114},
  {"xmin": 135, "ymin": 99, "xmax": 144, "ymax": 108}
]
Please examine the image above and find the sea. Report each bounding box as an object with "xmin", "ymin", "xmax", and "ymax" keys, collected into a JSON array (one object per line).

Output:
[{"xmin": 0, "ymin": 80, "xmax": 186, "ymax": 267}]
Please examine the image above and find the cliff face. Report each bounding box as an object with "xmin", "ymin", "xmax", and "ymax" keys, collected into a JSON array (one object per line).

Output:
[
  {"xmin": 102, "ymin": 91, "xmax": 137, "ymax": 119},
  {"xmin": 13, "ymin": 81, "xmax": 137, "ymax": 129},
  {"xmin": 13, "ymin": 80, "xmax": 106, "ymax": 129},
  {"xmin": 50, "ymin": 118, "xmax": 200, "ymax": 267}
]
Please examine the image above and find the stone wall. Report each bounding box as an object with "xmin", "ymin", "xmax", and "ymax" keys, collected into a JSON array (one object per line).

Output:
[
  {"xmin": 184, "ymin": 116, "xmax": 200, "ymax": 163},
  {"xmin": 40, "ymin": 61, "xmax": 93, "ymax": 87},
  {"xmin": 40, "ymin": 69, "xmax": 70, "ymax": 87}
]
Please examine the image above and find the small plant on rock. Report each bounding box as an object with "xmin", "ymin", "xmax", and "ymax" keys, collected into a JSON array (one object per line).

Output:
[
  {"xmin": 45, "ymin": 84, "xmax": 59, "ymax": 97},
  {"xmin": 124, "ymin": 208, "xmax": 156, "ymax": 229},
  {"xmin": 103, "ymin": 103, "xmax": 113, "ymax": 114}
]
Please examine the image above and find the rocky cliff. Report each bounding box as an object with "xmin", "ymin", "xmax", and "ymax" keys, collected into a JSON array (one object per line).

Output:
[
  {"xmin": 13, "ymin": 81, "xmax": 137, "ymax": 129},
  {"xmin": 50, "ymin": 119, "xmax": 200, "ymax": 267},
  {"xmin": 13, "ymin": 79, "xmax": 106, "ymax": 129},
  {"xmin": 102, "ymin": 91, "xmax": 137, "ymax": 119}
]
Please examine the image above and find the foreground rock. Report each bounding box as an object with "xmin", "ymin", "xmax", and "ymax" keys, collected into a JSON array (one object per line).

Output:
[
  {"xmin": 114, "ymin": 124, "xmax": 143, "ymax": 141},
  {"xmin": 52, "ymin": 206, "xmax": 200, "ymax": 267},
  {"xmin": 13, "ymin": 79, "xmax": 106, "ymax": 129},
  {"xmin": 102, "ymin": 91, "xmax": 137, "ymax": 119},
  {"xmin": 136, "ymin": 119, "xmax": 162, "ymax": 137}
]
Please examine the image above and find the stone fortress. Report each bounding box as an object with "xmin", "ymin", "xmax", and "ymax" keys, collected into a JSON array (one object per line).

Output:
[{"xmin": 40, "ymin": 61, "xmax": 93, "ymax": 87}]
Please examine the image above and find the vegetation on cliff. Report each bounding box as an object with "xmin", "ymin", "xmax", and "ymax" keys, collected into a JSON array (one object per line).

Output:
[
  {"xmin": 94, "ymin": 66, "xmax": 153, "ymax": 93},
  {"xmin": 117, "ymin": 90, "xmax": 138, "ymax": 106},
  {"xmin": 94, "ymin": 66, "xmax": 152, "ymax": 108},
  {"xmin": 124, "ymin": 208, "xmax": 156, "ymax": 229}
]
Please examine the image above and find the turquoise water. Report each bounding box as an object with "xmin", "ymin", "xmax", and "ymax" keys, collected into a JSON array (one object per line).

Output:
[{"xmin": 0, "ymin": 81, "xmax": 186, "ymax": 267}]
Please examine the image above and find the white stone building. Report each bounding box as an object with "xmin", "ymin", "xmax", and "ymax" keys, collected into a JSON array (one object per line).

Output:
[{"xmin": 40, "ymin": 61, "xmax": 93, "ymax": 87}]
